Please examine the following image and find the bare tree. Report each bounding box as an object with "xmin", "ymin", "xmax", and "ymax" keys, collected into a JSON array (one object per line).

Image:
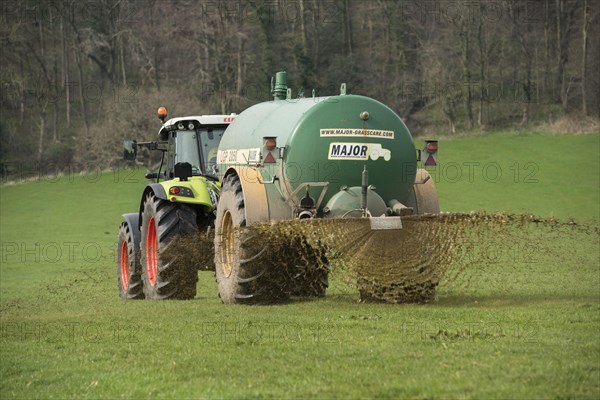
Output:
[
  {"xmin": 581, "ymin": 0, "xmax": 590, "ymax": 116},
  {"xmin": 555, "ymin": 0, "xmax": 577, "ymax": 111},
  {"xmin": 454, "ymin": 1, "xmax": 474, "ymax": 129}
]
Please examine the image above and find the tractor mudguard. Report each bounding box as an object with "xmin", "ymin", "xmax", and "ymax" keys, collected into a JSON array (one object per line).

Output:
[
  {"xmin": 121, "ymin": 213, "xmax": 141, "ymax": 243},
  {"xmin": 147, "ymin": 183, "xmax": 168, "ymax": 200},
  {"xmin": 137, "ymin": 184, "xmax": 167, "ymax": 229}
]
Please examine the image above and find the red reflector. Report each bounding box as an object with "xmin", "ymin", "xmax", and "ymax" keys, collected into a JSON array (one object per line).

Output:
[
  {"xmin": 264, "ymin": 137, "xmax": 277, "ymax": 150},
  {"xmin": 426, "ymin": 142, "xmax": 438, "ymax": 152},
  {"xmin": 264, "ymin": 152, "xmax": 276, "ymax": 163},
  {"xmin": 171, "ymin": 197, "xmax": 177, "ymax": 202},
  {"xmin": 169, "ymin": 187, "xmax": 180, "ymax": 195},
  {"xmin": 424, "ymin": 155, "xmax": 436, "ymax": 166}
]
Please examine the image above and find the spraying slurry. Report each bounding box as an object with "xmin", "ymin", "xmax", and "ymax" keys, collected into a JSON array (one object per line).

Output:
[{"xmin": 175, "ymin": 212, "xmax": 597, "ymax": 303}]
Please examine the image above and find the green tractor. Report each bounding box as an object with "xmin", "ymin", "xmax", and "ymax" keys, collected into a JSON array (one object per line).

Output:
[{"xmin": 117, "ymin": 107, "xmax": 234, "ymax": 300}]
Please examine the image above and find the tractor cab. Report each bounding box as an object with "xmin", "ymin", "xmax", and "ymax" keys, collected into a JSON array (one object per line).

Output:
[
  {"xmin": 124, "ymin": 107, "xmax": 235, "ymax": 182},
  {"xmin": 158, "ymin": 115, "xmax": 233, "ymax": 179}
]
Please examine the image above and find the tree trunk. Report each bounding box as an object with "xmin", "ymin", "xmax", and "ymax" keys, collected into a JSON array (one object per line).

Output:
[
  {"xmin": 149, "ymin": 6, "xmax": 161, "ymax": 91},
  {"xmin": 555, "ymin": 0, "xmax": 575, "ymax": 111},
  {"xmin": 477, "ymin": 2, "xmax": 486, "ymax": 128},
  {"xmin": 53, "ymin": 101, "xmax": 58, "ymax": 143},
  {"xmin": 382, "ymin": 23, "xmax": 390, "ymax": 99},
  {"xmin": 66, "ymin": 10, "xmax": 92, "ymax": 134},
  {"xmin": 555, "ymin": 0, "xmax": 563, "ymax": 104},
  {"xmin": 110, "ymin": 2, "xmax": 119, "ymax": 86},
  {"xmin": 521, "ymin": 64, "xmax": 532, "ymax": 126},
  {"xmin": 39, "ymin": 14, "xmax": 44, "ymax": 59},
  {"xmin": 298, "ymin": 0, "xmax": 311, "ymax": 86},
  {"xmin": 299, "ymin": 0, "xmax": 307, "ymax": 51},
  {"xmin": 581, "ymin": 0, "xmax": 589, "ymax": 116},
  {"xmin": 462, "ymin": 18, "xmax": 473, "ymax": 129},
  {"xmin": 444, "ymin": 96, "xmax": 457, "ymax": 134},
  {"xmin": 48, "ymin": 5, "xmax": 58, "ymax": 143},
  {"xmin": 38, "ymin": 104, "xmax": 47, "ymax": 164},
  {"xmin": 367, "ymin": 14, "xmax": 373, "ymax": 61},
  {"xmin": 61, "ymin": 15, "xmax": 70, "ymax": 129},
  {"xmin": 120, "ymin": 34, "xmax": 127, "ymax": 86},
  {"xmin": 53, "ymin": 59, "xmax": 59, "ymax": 142},
  {"xmin": 312, "ymin": 0, "xmax": 320, "ymax": 73},
  {"xmin": 236, "ymin": 36, "xmax": 244, "ymax": 97},
  {"xmin": 212, "ymin": 39, "xmax": 226, "ymax": 114},
  {"xmin": 544, "ymin": 0, "xmax": 551, "ymax": 102},
  {"xmin": 508, "ymin": 0, "xmax": 533, "ymax": 125},
  {"xmin": 75, "ymin": 49, "xmax": 90, "ymax": 137},
  {"xmin": 342, "ymin": 0, "xmax": 353, "ymax": 55},
  {"xmin": 19, "ymin": 59, "xmax": 24, "ymax": 127}
]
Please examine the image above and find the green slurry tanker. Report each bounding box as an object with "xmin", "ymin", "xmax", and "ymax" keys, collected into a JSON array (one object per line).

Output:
[{"xmin": 117, "ymin": 71, "xmax": 439, "ymax": 304}]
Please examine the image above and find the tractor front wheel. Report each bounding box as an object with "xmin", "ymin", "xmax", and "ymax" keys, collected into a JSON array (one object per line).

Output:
[
  {"xmin": 140, "ymin": 192, "xmax": 199, "ymax": 300},
  {"xmin": 116, "ymin": 222, "xmax": 144, "ymax": 299}
]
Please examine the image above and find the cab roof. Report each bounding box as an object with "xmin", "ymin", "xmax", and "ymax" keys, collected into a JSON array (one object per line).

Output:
[{"xmin": 158, "ymin": 114, "xmax": 236, "ymax": 137}]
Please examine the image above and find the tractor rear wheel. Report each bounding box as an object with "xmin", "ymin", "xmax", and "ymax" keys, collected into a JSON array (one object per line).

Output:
[
  {"xmin": 117, "ymin": 222, "xmax": 144, "ymax": 299},
  {"xmin": 214, "ymin": 174, "xmax": 290, "ymax": 304},
  {"xmin": 140, "ymin": 192, "xmax": 199, "ymax": 300}
]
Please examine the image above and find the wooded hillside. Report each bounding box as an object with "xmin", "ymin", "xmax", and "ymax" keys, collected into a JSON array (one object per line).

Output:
[{"xmin": 1, "ymin": 0, "xmax": 598, "ymax": 174}]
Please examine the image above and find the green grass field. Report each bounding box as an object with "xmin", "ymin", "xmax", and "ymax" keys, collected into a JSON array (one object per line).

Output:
[{"xmin": 1, "ymin": 131, "xmax": 599, "ymax": 399}]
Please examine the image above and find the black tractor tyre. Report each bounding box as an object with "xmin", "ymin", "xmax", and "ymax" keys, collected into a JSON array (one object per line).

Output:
[
  {"xmin": 214, "ymin": 174, "xmax": 290, "ymax": 304},
  {"xmin": 117, "ymin": 222, "xmax": 144, "ymax": 299},
  {"xmin": 140, "ymin": 192, "xmax": 199, "ymax": 300}
]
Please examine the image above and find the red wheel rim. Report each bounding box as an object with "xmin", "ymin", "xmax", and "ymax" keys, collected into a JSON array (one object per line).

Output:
[
  {"xmin": 120, "ymin": 240, "xmax": 129, "ymax": 289},
  {"xmin": 146, "ymin": 216, "xmax": 158, "ymax": 286}
]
